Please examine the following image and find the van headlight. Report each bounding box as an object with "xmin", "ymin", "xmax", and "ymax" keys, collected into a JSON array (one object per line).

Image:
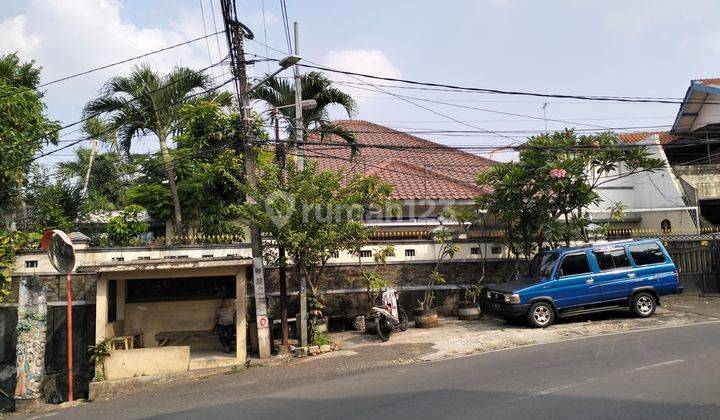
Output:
[
  {"xmin": 487, "ymin": 291, "xmax": 492, "ymax": 299},
  {"xmin": 505, "ymin": 294, "xmax": 521, "ymax": 304}
]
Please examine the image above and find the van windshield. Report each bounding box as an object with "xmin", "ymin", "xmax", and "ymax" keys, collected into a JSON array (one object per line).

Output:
[{"xmin": 528, "ymin": 252, "xmax": 559, "ymax": 279}]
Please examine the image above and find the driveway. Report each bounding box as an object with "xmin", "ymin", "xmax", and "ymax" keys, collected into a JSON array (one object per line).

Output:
[{"xmin": 335, "ymin": 299, "xmax": 715, "ymax": 361}]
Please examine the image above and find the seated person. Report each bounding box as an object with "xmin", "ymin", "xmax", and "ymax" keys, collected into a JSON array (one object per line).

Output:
[{"xmin": 212, "ymin": 298, "xmax": 236, "ymax": 353}]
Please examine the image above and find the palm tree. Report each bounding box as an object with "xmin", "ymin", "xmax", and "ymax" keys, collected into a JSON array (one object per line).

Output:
[
  {"xmin": 84, "ymin": 64, "xmax": 230, "ymax": 236},
  {"xmin": 250, "ymin": 71, "xmax": 358, "ymax": 152},
  {"xmin": 79, "ymin": 117, "xmax": 117, "ymax": 198}
]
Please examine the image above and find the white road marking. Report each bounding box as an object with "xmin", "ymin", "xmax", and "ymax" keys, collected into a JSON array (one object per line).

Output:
[
  {"xmin": 630, "ymin": 359, "xmax": 684, "ymax": 372},
  {"xmin": 29, "ymin": 412, "xmax": 58, "ymax": 419},
  {"xmin": 530, "ymin": 378, "xmax": 597, "ymax": 397}
]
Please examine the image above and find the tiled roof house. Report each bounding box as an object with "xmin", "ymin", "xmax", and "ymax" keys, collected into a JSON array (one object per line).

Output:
[{"xmin": 306, "ymin": 120, "xmax": 494, "ymax": 201}]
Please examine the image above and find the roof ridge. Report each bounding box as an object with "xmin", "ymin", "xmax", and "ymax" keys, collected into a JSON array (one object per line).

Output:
[{"xmin": 334, "ymin": 120, "xmax": 498, "ymax": 165}]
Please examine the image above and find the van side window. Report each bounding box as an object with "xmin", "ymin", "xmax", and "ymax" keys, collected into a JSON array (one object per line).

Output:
[
  {"xmin": 594, "ymin": 248, "xmax": 631, "ymax": 271},
  {"xmin": 559, "ymin": 253, "xmax": 591, "ymax": 277},
  {"xmin": 628, "ymin": 243, "xmax": 666, "ymax": 266}
]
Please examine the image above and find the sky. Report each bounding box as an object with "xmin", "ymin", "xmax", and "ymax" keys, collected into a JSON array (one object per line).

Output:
[{"xmin": 3, "ymin": 0, "xmax": 720, "ymax": 169}]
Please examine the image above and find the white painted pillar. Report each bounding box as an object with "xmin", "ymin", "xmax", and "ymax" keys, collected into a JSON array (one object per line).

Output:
[
  {"xmin": 95, "ymin": 276, "xmax": 108, "ymax": 343},
  {"xmin": 235, "ymin": 268, "xmax": 247, "ymax": 362}
]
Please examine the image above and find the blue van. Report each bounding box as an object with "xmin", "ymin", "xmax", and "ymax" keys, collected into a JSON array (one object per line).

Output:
[{"xmin": 486, "ymin": 239, "xmax": 684, "ymax": 328}]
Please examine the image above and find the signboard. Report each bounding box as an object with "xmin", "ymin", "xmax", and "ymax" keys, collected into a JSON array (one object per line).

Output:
[{"xmin": 252, "ymin": 257, "xmax": 269, "ymax": 329}]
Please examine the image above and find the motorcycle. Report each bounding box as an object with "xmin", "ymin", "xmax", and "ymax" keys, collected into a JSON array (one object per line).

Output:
[{"xmin": 368, "ymin": 288, "xmax": 408, "ymax": 341}]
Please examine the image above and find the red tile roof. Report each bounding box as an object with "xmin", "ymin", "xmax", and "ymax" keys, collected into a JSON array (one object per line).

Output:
[
  {"xmin": 306, "ymin": 120, "xmax": 495, "ymax": 200},
  {"xmin": 694, "ymin": 78, "xmax": 720, "ymax": 86},
  {"xmin": 617, "ymin": 131, "xmax": 679, "ymax": 144}
]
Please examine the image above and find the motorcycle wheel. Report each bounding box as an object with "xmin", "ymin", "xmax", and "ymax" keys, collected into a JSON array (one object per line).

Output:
[
  {"xmin": 375, "ymin": 317, "xmax": 391, "ymax": 342},
  {"xmin": 398, "ymin": 307, "xmax": 409, "ymax": 332}
]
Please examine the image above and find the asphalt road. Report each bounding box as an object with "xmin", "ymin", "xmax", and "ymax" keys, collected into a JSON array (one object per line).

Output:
[{"xmin": 36, "ymin": 321, "xmax": 720, "ymax": 420}]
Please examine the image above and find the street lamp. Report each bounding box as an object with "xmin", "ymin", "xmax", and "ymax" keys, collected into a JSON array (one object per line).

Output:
[{"xmin": 247, "ymin": 54, "xmax": 301, "ymax": 94}]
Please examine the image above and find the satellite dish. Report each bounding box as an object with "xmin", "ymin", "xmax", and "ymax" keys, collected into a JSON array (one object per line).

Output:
[{"xmin": 40, "ymin": 230, "xmax": 76, "ymax": 274}]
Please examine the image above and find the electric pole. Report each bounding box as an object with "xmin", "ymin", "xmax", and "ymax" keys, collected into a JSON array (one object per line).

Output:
[
  {"xmin": 221, "ymin": 0, "xmax": 271, "ymax": 359},
  {"xmin": 274, "ymin": 110, "xmax": 290, "ymax": 352},
  {"xmin": 293, "ymin": 21, "xmax": 308, "ymax": 347}
]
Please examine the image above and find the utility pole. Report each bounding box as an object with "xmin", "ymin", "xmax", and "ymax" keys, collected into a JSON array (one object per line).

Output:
[
  {"xmin": 274, "ymin": 110, "xmax": 290, "ymax": 352},
  {"xmin": 293, "ymin": 21, "xmax": 308, "ymax": 347},
  {"xmin": 221, "ymin": 1, "xmax": 271, "ymax": 359},
  {"xmin": 542, "ymin": 102, "xmax": 549, "ymax": 134}
]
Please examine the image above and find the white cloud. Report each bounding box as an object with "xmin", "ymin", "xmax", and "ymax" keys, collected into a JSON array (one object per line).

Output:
[
  {"xmin": 0, "ymin": 15, "xmax": 40, "ymax": 55},
  {"xmin": 325, "ymin": 49, "xmax": 400, "ymax": 79},
  {"xmin": 322, "ymin": 49, "xmax": 401, "ymax": 107},
  {"xmin": 0, "ymin": 0, "xmax": 216, "ymax": 124}
]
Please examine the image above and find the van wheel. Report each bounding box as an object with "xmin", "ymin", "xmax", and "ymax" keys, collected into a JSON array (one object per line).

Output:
[
  {"xmin": 527, "ymin": 302, "xmax": 555, "ymax": 328},
  {"xmin": 631, "ymin": 292, "xmax": 656, "ymax": 318}
]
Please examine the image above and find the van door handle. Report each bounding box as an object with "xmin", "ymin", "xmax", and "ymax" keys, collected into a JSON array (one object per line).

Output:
[
  {"xmin": 628, "ymin": 273, "xmax": 637, "ymax": 279},
  {"xmin": 586, "ymin": 278, "xmax": 594, "ymax": 285}
]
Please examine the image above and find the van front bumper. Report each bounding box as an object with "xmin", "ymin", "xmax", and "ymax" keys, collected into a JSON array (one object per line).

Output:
[
  {"xmin": 489, "ymin": 301, "xmax": 530, "ymax": 318},
  {"xmin": 675, "ymin": 286, "xmax": 684, "ymax": 295}
]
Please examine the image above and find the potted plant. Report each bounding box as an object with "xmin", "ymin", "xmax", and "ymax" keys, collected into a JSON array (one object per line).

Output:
[
  {"xmin": 458, "ymin": 284, "xmax": 482, "ymax": 320},
  {"xmin": 87, "ymin": 338, "xmax": 113, "ymax": 382},
  {"xmin": 415, "ymin": 226, "xmax": 458, "ymax": 328}
]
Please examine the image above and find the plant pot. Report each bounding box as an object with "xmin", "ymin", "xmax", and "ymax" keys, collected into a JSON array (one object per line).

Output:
[
  {"xmin": 364, "ymin": 316, "xmax": 377, "ymax": 334},
  {"xmin": 457, "ymin": 302, "xmax": 481, "ymax": 320},
  {"xmin": 354, "ymin": 315, "xmax": 366, "ymax": 332},
  {"xmin": 314, "ymin": 317, "xmax": 328, "ymax": 334},
  {"xmin": 413, "ymin": 308, "xmax": 439, "ymax": 328}
]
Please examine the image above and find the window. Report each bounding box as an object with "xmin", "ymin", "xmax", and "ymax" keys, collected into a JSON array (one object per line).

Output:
[
  {"xmin": 111, "ymin": 257, "xmax": 124, "ymax": 262},
  {"xmin": 470, "ymin": 247, "xmax": 480, "ymax": 255},
  {"xmin": 25, "ymin": 260, "xmax": 38, "ymax": 268},
  {"xmin": 331, "ymin": 251, "xmax": 339, "ymax": 258},
  {"xmin": 201, "ymin": 254, "xmax": 214, "ymax": 258},
  {"xmin": 628, "ymin": 243, "xmax": 666, "ymax": 266},
  {"xmin": 405, "ymin": 249, "xmax": 416, "ymax": 257},
  {"xmin": 491, "ymin": 246, "xmax": 502, "ymax": 255},
  {"xmin": 594, "ymin": 248, "xmax": 631, "ymax": 271},
  {"xmin": 559, "ymin": 253, "xmax": 591, "ymax": 277},
  {"xmin": 137, "ymin": 256, "xmax": 150, "ymax": 260},
  {"xmin": 360, "ymin": 250, "xmax": 372, "ymax": 258},
  {"xmin": 127, "ymin": 276, "xmax": 236, "ymax": 303}
]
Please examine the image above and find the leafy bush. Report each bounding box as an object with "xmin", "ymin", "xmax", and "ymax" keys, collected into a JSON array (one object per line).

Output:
[{"xmin": 106, "ymin": 205, "xmax": 149, "ymax": 246}]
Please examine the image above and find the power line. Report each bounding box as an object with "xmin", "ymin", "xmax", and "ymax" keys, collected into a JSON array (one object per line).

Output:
[
  {"xmin": 2, "ymin": 58, "xmax": 230, "ymax": 156},
  {"xmin": 209, "ymin": 0, "xmax": 225, "ymax": 63},
  {"xmin": 40, "ymin": 30, "xmax": 227, "ymax": 89},
  {"xmin": 198, "ymin": 0, "xmax": 217, "ymax": 80},
  {"xmin": 299, "ymin": 63, "xmax": 710, "ymax": 105},
  {"xmin": 25, "ymin": 71, "xmax": 236, "ymax": 166}
]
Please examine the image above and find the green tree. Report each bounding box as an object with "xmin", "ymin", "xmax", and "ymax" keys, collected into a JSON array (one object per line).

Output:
[
  {"xmin": 57, "ymin": 147, "xmax": 132, "ymax": 211},
  {"xmin": 0, "ymin": 53, "xmax": 60, "ymax": 227},
  {"xmin": 84, "ymin": 65, "xmax": 231, "ymax": 236},
  {"xmin": 234, "ymin": 159, "xmax": 392, "ymax": 341},
  {"xmin": 127, "ymin": 100, "xmax": 254, "ymax": 238},
  {"xmin": 477, "ymin": 130, "xmax": 665, "ymax": 258},
  {"xmin": 250, "ymin": 71, "xmax": 358, "ymax": 150},
  {"xmin": 0, "ymin": 231, "xmax": 39, "ymax": 302},
  {"xmin": 77, "ymin": 116, "xmax": 118, "ymax": 198},
  {"xmin": 105, "ymin": 204, "xmax": 149, "ymax": 246},
  {"xmin": 24, "ymin": 167, "xmax": 84, "ymax": 233}
]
